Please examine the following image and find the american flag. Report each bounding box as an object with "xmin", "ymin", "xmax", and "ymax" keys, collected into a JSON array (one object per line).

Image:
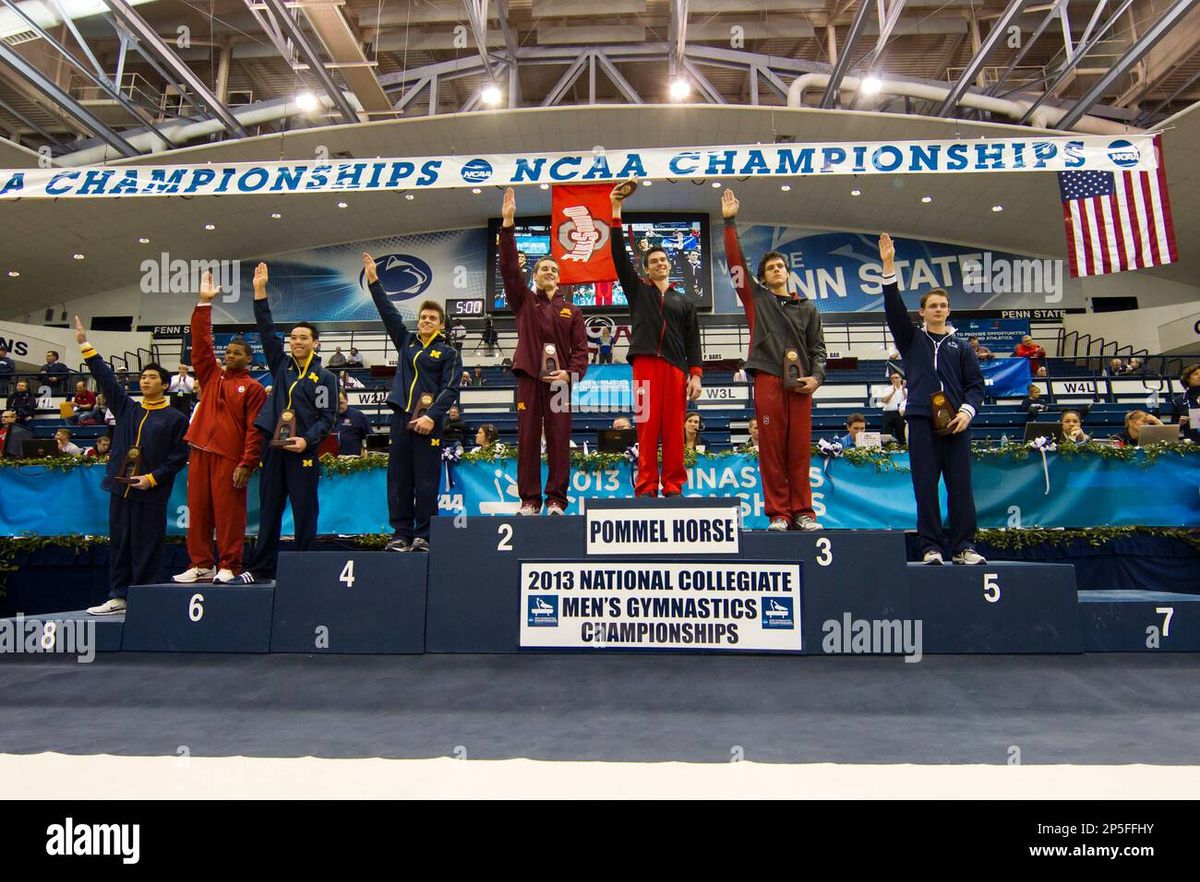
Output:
[{"xmin": 1057, "ymin": 135, "xmax": 1177, "ymax": 278}]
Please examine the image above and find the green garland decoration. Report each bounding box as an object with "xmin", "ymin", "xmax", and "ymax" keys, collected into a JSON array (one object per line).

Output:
[{"xmin": 976, "ymin": 526, "xmax": 1200, "ymax": 552}]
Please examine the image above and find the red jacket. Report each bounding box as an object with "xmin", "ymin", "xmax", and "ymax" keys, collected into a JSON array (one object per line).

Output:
[
  {"xmin": 1014, "ymin": 342, "xmax": 1046, "ymax": 371},
  {"xmin": 498, "ymin": 226, "xmax": 588, "ymax": 382},
  {"xmin": 184, "ymin": 303, "xmax": 267, "ymax": 467}
]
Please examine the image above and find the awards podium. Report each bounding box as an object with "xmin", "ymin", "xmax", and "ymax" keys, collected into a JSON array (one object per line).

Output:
[{"xmin": 6, "ymin": 499, "xmax": 1197, "ymax": 655}]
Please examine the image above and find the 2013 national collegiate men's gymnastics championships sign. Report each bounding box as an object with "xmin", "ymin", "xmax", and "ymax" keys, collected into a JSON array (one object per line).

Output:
[{"xmin": 0, "ymin": 135, "xmax": 1157, "ymax": 199}]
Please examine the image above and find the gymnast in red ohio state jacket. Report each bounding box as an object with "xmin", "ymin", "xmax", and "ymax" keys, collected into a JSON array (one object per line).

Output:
[{"xmin": 173, "ymin": 271, "xmax": 268, "ymax": 585}]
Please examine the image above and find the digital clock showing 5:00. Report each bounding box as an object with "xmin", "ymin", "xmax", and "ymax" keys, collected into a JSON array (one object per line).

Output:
[{"xmin": 446, "ymin": 298, "xmax": 486, "ymax": 316}]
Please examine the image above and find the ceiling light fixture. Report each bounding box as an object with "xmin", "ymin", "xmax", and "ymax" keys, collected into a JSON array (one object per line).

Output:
[
  {"xmin": 205, "ymin": 223, "xmax": 216, "ymax": 230},
  {"xmin": 992, "ymin": 204, "xmax": 1004, "ymax": 212},
  {"xmin": 780, "ymin": 184, "xmax": 792, "ymax": 192},
  {"xmin": 73, "ymin": 253, "xmax": 85, "ymax": 260},
  {"xmin": 669, "ymin": 78, "xmax": 691, "ymax": 100},
  {"xmin": 481, "ymin": 84, "xmax": 502, "ymax": 106},
  {"xmin": 850, "ymin": 189, "xmax": 862, "ymax": 197},
  {"xmin": 295, "ymin": 91, "xmax": 320, "ymax": 113},
  {"xmin": 861, "ymin": 75, "xmax": 883, "ymax": 96},
  {"xmin": 921, "ymin": 195, "xmax": 933, "ymax": 203}
]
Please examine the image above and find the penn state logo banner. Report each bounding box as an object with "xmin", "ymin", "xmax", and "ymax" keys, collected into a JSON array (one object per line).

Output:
[{"xmin": 550, "ymin": 184, "xmax": 617, "ymax": 285}]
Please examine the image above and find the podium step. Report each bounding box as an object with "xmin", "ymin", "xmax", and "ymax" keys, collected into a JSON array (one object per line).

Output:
[
  {"xmin": 0, "ymin": 609, "xmax": 123, "ymax": 655},
  {"xmin": 908, "ymin": 561, "xmax": 1082, "ymax": 653},
  {"xmin": 122, "ymin": 583, "xmax": 275, "ymax": 652},
  {"xmin": 1078, "ymin": 590, "xmax": 1200, "ymax": 652},
  {"xmin": 426, "ymin": 516, "xmax": 586, "ymax": 651},
  {"xmin": 271, "ymin": 552, "xmax": 428, "ymax": 653},
  {"xmin": 741, "ymin": 530, "xmax": 910, "ymax": 654}
]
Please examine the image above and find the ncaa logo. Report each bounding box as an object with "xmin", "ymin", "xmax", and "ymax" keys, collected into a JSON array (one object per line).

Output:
[
  {"xmin": 1107, "ymin": 139, "xmax": 1140, "ymax": 169},
  {"xmin": 360, "ymin": 254, "xmax": 433, "ymax": 302},
  {"xmin": 760, "ymin": 596, "xmax": 794, "ymax": 630},
  {"xmin": 461, "ymin": 158, "xmax": 493, "ymax": 184}
]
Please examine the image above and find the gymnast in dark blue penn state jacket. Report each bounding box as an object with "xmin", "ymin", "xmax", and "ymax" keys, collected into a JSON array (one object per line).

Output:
[{"xmin": 879, "ymin": 233, "xmax": 987, "ymax": 566}]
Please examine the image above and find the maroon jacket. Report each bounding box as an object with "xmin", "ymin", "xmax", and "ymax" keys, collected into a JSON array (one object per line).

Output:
[{"xmin": 498, "ymin": 226, "xmax": 588, "ymax": 382}]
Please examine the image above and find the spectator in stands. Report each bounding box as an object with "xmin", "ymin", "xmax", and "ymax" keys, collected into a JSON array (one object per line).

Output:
[
  {"xmin": 1035, "ymin": 365, "xmax": 1049, "ymax": 378},
  {"xmin": 1125, "ymin": 357, "xmax": 1144, "ymax": 375},
  {"xmin": 54, "ymin": 427, "xmax": 82, "ymax": 456},
  {"xmin": 450, "ymin": 318, "xmax": 467, "ymax": 351},
  {"xmin": 85, "ymin": 435, "xmax": 112, "ymax": 459},
  {"xmin": 95, "ymin": 392, "xmax": 115, "ymax": 428},
  {"xmin": 0, "ymin": 345, "xmax": 14, "ymax": 393},
  {"xmin": 1113, "ymin": 410, "xmax": 1163, "ymax": 447},
  {"xmin": 460, "ymin": 370, "xmax": 472, "ymax": 387},
  {"xmin": 474, "ymin": 423, "xmax": 504, "ymax": 454},
  {"xmin": 40, "ymin": 350, "xmax": 70, "ymax": 390},
  {"xmin": 875, "ymin": 372, "xmax": 907, "ymax": 444},
  {"xmin": 335, "ymin": 392, "xmax": 371, "ymax": 457},
  {"xmin": 473, "ymin": 366, "xmax": 486, "ymax": 386},
  {"xmin": 732, "ymin": 359, "xmax": 749, "ymax": 383},
  {"xmin": 1013, "ymin": 336, "xmax": 1046, "ymax": 373},
  {"xmin": 0, "ymin": 409, "xmax": 31, "ymax": 457},
  {"xmin": 9, "ymin": 379, "xmax": 35, "ymax": 424},
  {"xmin": 595, "ymin": 327, "xmax": 613, "ymax": 364},
  {"xmin": 339, "ymin": 369, "xmax": 364, "ymax": 390},
  {"xmin": 441, "ymin": 405, "xmax": 470, "ymax": 448},
  {"xmin": 885, "ymin": 349, "xmax": 904, "ymax": 379},
  {"xmin": 169, "ymin": 364, "xmax": 196, "ymax": 416},
  {"xmin": 968, "ymin": 337, "xmax": 995, "ymax": 362},
  {"xmin": 683, "ymin": 412, "xmax": 706, "ymax": 453},
  {"xmin": 1059, "ymin": 409, "xmax": 1089, "ymax": 444},
  {"xmin": 742, "ymin": 417, "xmax": 759, "ymax": 452},
  {"xmin": 1019, "ymin": 384, "xmax": 1051, "ymax": 418},
  {"xmin": 327, "ymin": 346, "xmax": 348, "ymax": 368},
  {"xmin": 838, "ymin": 413, "xmax": 867, "ymax": 448},
  {"xmin": 345, "ymin": 347, "xmax": 364, "ymax": 367},
  {"xmin": 612, "ymin": 416, "xmax": 633, "ymax": 430},
  {"xmin": 1173, "ymin": 362, "xmax": 1200, "ymax": 443},
  {"xmin": 68, "ymin": 379, "xmax": 96, "ymax": 424},
  {"xmin": 1104, "ymin": 357, "xmax": 1125, "ymax": 377}
]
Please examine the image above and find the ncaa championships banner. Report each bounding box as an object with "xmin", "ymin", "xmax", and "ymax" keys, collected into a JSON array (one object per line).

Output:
[
  {"xmin": 0, "ymin": 135, "xmax": 1158, "ymax": 199},
  {"xmin": 979, "ymin": 357, "xmax": 1033, "ymax": 397}
]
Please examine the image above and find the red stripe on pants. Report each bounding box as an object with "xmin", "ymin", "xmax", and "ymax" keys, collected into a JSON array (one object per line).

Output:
[
  {"xmin": 186, "ymin": 447, "xmax": 249, "ymax": 572},
  {"xmin": 754, "ymin": 372, "xmax": 814, "ymax": 520},
  {"xmin": 515, "ymin": 373, "xmax": 573, "ymax": 508},
  {"xmin": 632, "ymin": 355, "xmax": 687, "ymax": 496}
]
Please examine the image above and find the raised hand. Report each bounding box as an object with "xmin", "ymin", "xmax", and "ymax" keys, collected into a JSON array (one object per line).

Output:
[
  {"xmin": 74, "ymin": 315, "xmax": 86, "ymax": 346},
  {"xmin": 721, "ymin": 189, "xmax": 739, "ymax": 219},
  {"xmin": 199, "ymin": 271, "xmax": 218, "ymax": 302},
  {"xmin": 501, "ymin": 187, "xmax": 516, "ymax": 227},
  {"xmin": 879, "ymin": 233, "xmax": 895, "ymax": 269},
  {"xmin": 362, "ymin": 252, "xmax": 379, "ymax": 284},
  {"xmin": 253, "ymin": 262, "xmax": 269, "ymax": 299}
]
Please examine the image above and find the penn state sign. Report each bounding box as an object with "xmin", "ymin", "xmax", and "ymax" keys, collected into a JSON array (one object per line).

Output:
[{"xmin": 0, "ymin": 135, "xmax": 1160, "ymax": 199}]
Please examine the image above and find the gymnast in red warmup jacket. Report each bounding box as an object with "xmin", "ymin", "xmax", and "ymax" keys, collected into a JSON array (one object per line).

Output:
[{"xmin": 173, "ymin": 271, "xmax": 267, "ymax": 585}]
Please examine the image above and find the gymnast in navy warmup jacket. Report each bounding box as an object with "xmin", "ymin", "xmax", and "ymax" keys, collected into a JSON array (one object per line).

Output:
[
  {"xmin": 76, "ymin": 317, "xmax": 189, "ymax": 615},
  {"xmin": 879, "ymin": 233, "xmax": 987, "ymax": 566}
]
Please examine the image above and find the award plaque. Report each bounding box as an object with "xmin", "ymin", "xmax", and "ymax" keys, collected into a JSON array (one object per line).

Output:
[
  {"xmin": 783, "ymin": 349, "xmax": 804, "ymax": 389},
  {"xmin": 112, "ymin": 446, "xmax": 142, "ymax": 485},
  {"xmin": 541, "ymin": 343, "xmax": 559, "ymax": 378},
  {"xmin": 270, "ymin": 409, "xmax": 297, "ymax": 447},
  {"xmin": 408, "ymin": 393, "xmax": 434, "ymax": 430},
  {"xmin": 930, "ymin": 391, "xmax": 955, "ymax": 435},
  {"xmin": 613, "ymin": 179, "xmax": 638, "ymax": 201}
]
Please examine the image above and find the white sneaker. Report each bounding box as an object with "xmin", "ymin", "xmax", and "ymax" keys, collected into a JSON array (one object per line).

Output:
[
  {"xmin": 922, "ymin": 550, "xmax": 945, "ymax": 565},
  {"xmin": 517, "ymin": 504, "xmax": 539, "ymax": 516},
  {"xmin": 173, "ymin": 566, "xmax": 215, "ymax": 583},
  {"xmin": 952, "ymin": 548, "xmax": 987, "ymax": 565},
  {"xmin": 794, "ymin": 515, "xmax": 823, "ymax": 532},
  {"xmin": 767, "ymin": 518, "xmax": 790, "ymax": 531},
  {"xmin": 87, "ymin": 598, "xmax": 127, "ymax": 616},
  {"xmin": 212, "ymin": 568, "xmax": 237, "ymax": 584},
  {"xmin": 546, "ymin": 503, "xmax": 565, "ymax": 516}
]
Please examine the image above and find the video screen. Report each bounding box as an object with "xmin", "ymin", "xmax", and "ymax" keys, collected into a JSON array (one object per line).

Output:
[{"xmin": 486, "ymin": 212, "xmax": 712, "ymax": 312}]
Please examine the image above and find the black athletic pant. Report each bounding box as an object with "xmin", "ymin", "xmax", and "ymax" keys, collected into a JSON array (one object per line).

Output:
[
  {"xmin": 387, "ymin": 411, "xmax": 441, "ymax": 541},
  {"xmin": 108, "ymin": 494, "xmax": 167, "ymax": 599},
  {"xmin": 247, "ymin": 443, "xmax": 321, "ymax": 578},
  {"xmin": 905, "ymin": 415, "xmax": 977, "ymax": 555},
  {"xmin": 882, "ymin": 410, "xmax": 906, "ymax": 445}
]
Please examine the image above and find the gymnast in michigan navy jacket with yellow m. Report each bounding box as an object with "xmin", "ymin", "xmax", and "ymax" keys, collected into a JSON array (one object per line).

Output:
[
  {"xmin": 363, "ymin": 252, "xmax": 460, "ymax": 552},
  {"xmin": 76, "ymin": 318, "xmax": 189, "ymax": 615},
  {"xmin": 879, "ymin": 233, "xmax": 987, "ymax": 565}
]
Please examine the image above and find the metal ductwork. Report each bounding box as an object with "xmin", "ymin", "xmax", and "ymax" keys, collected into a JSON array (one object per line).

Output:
[
  {"xmin": 788, "ymin": 74, "xmax": 1140, "ymax": 135},
  {"xmin": 56, "ymin": 92, "xmax": 364, "ymax": 167}
]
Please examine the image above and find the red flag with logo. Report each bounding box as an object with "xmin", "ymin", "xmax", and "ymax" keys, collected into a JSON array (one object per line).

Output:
[{"xmin": 550, "ymin": 184, "xmax": 618, "ymax": 285}]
